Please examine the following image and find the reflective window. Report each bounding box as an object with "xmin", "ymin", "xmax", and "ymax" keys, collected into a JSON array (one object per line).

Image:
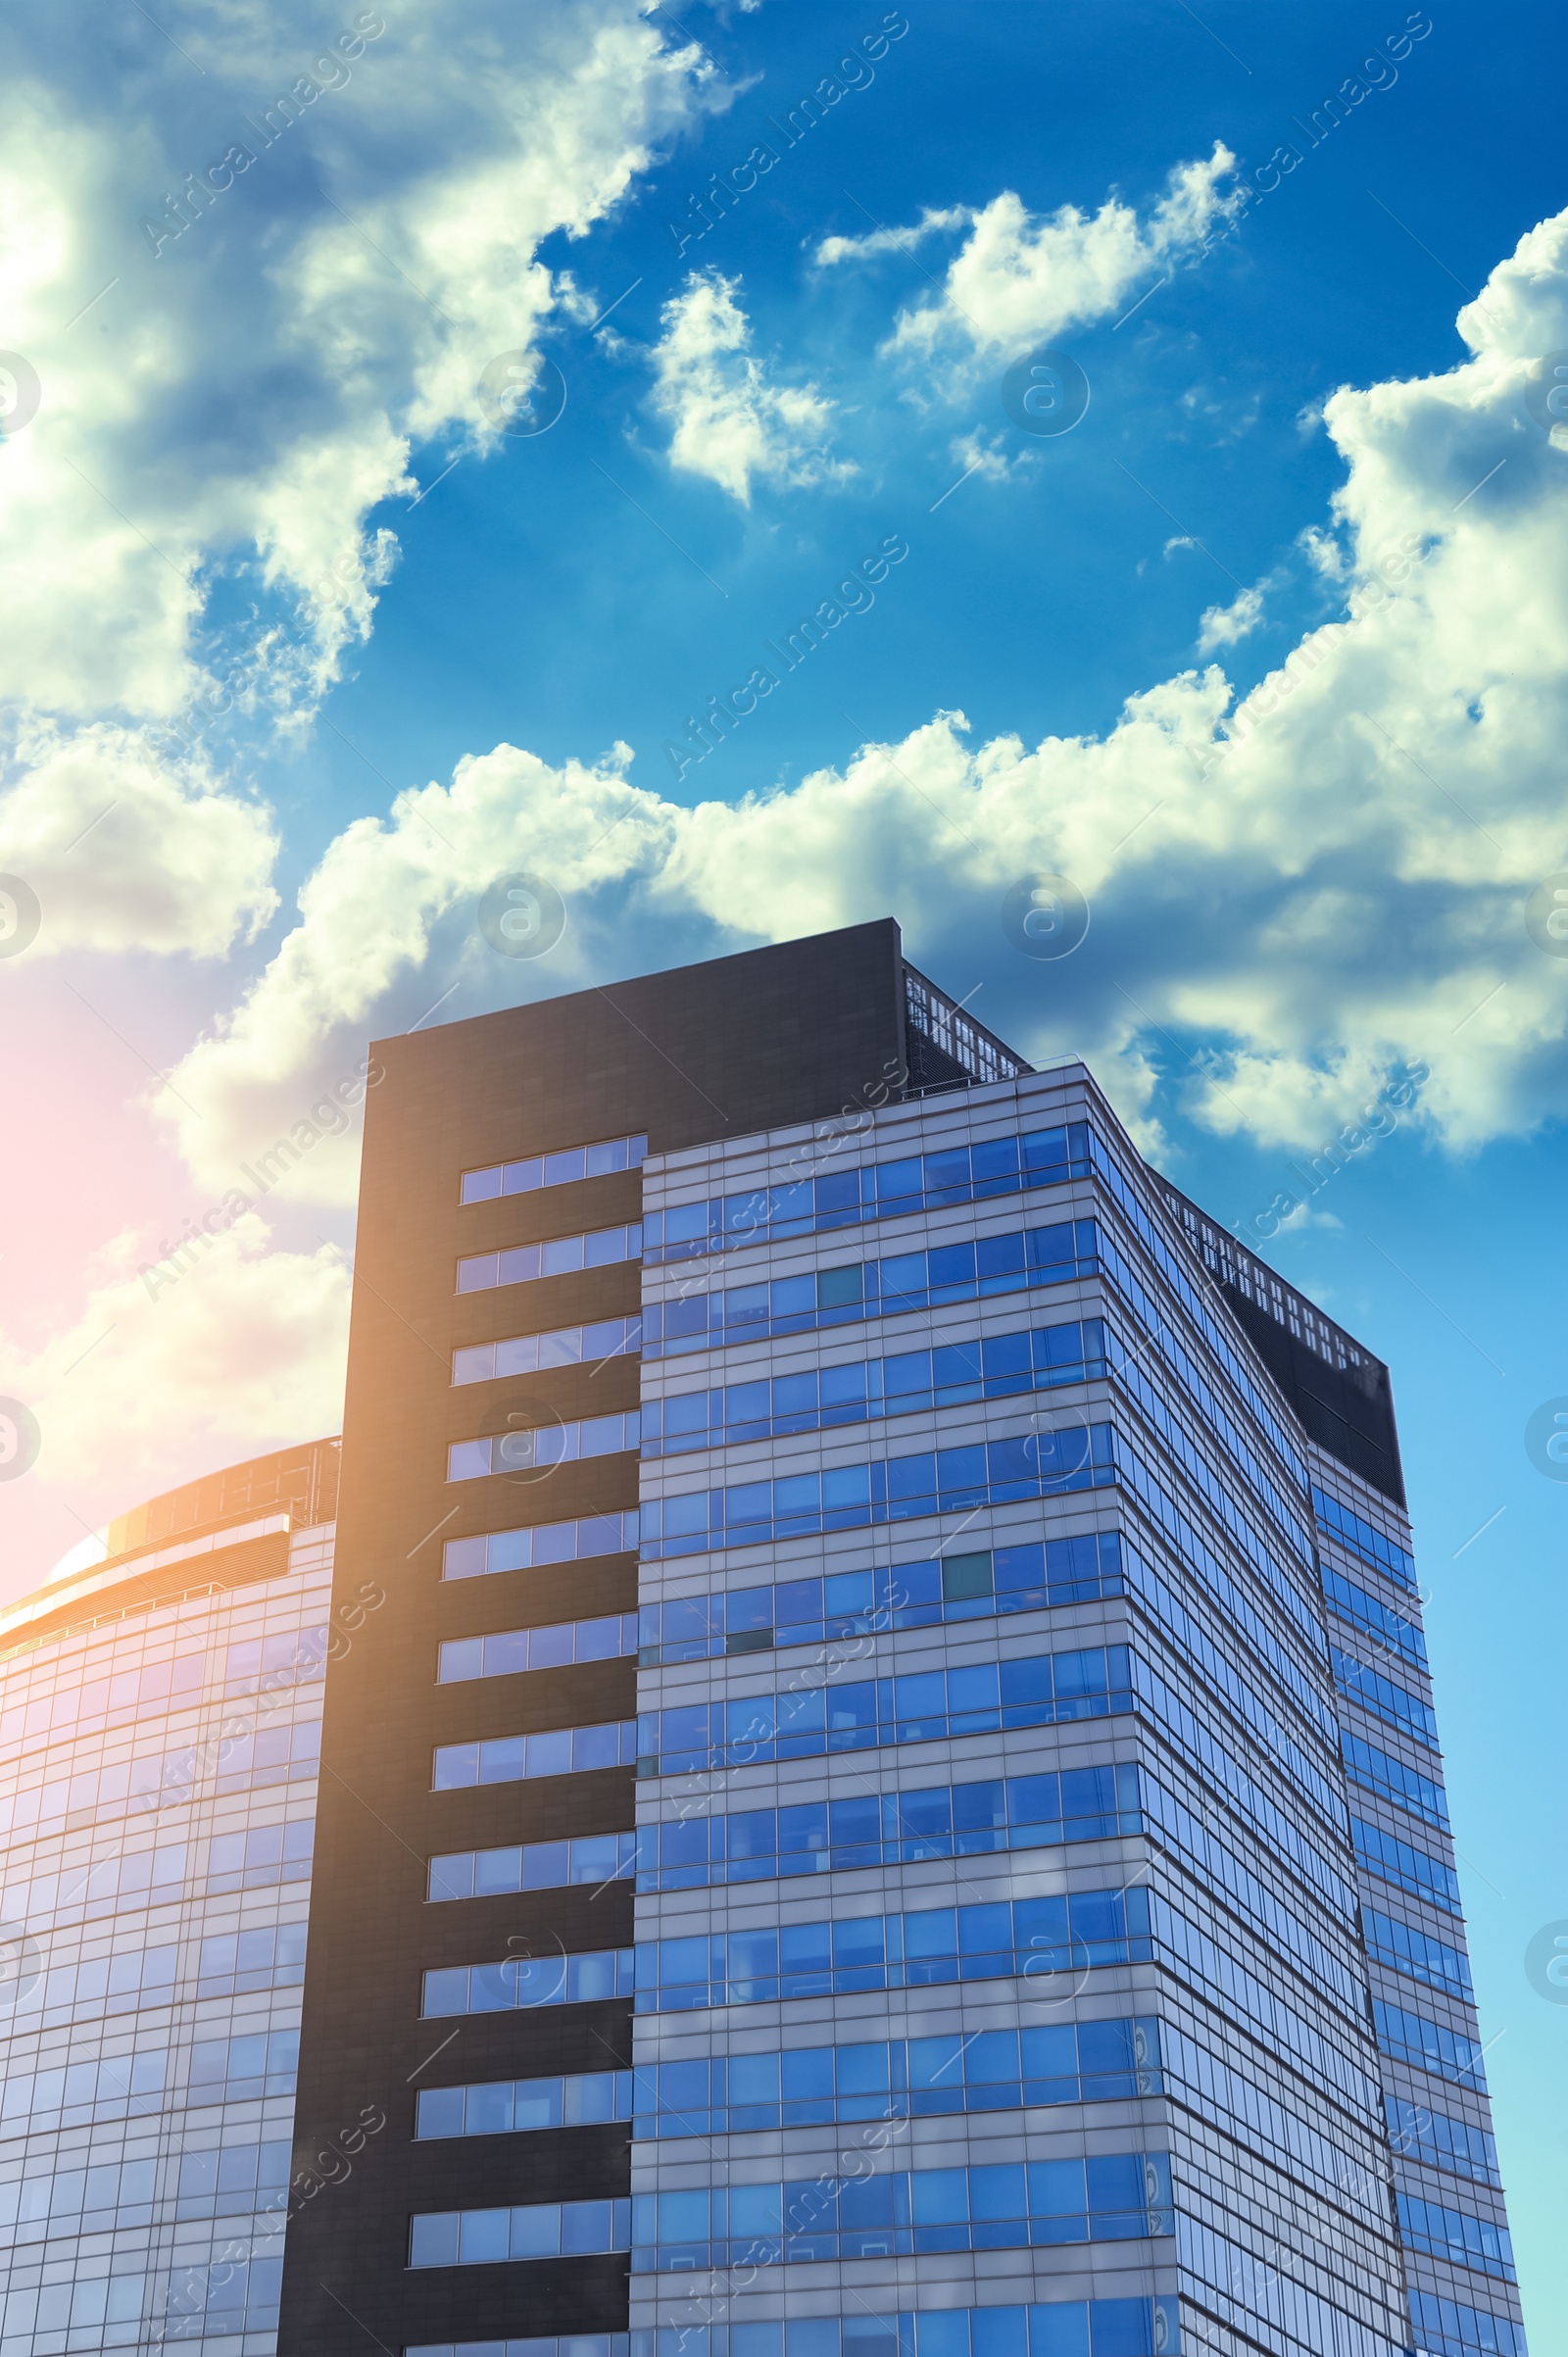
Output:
[
  {"xmin": 637, "ymin": 1645, "xmax": 1134, "ymax": 1774},
  {"xmin": 432, "ymin": 1720, "xmax": 635, "ymax": 1790},
  {"xmin": 410, "ymin": 2197, "xmax": 630, "ymax": 2266},
  {"xmin": 447, "ymin": 1410, "xmax": 637, "ymax": 1483},
  {"xmin": 1387, "ymin": 2097, "xmax": 1500, "ymax": 2187},
  {"xmin": 628, "ymin": 2305, "xmax": 1181, "ymax": 2357},
  {"xmin": 642, "ymin": 1219, "xmax": 1100, "ymax": 1356},
  {"xmin": 1396, "ymin": 2192, "xmax": 1515, "ymax": 2281},
  {"xmin": 452, "ymin": 1313, "xmax": 640, "ymax": 1387},
  {"xmin": 461, "ymin": 1133, "xmax": 647, "ymax": 1203},
  {"xmin": 456, "ymin": 1222, "xmax": 641, "ymax": 1296},
  {"xmin": 633, "ymin": 2019, "xmax": 1161, "ymax": 2137},
  {"xmin": 641, "ymin": 1425, "xmax": 1115, "ymax": 1558},
  {"xmin": 638, "ymin": 1535, "xmax": 1123, "ymax": 1664},
  {"xmin": 442, "ymin": 1510, "xmax": 636, "ymax": 1582},
  {"xmin": 641, "ymin": 1319, "xmax": 1107, "ymax": 1456},
  {"xmin": 416, "ymin": 2070, "xmax": 630, "ymax": 2137},
  {"xmin": 438, "ymin": 1612, "xmax": 636, "ymax": 1683},
  {"xmin": 421, "ymin": 1946, "xmax": 633, "ymax": 2019},
  {"xmin": 638, "ymin": 1764, "xmax": 1142, "ymax": 1893},
  {"xmin": 1313, "ymin": 1488, "xmax": 1417, "ymax": 1590},
  {"xmin": 628, "ymin": 2155, "xmax": 1172, "ymax": 2269}
]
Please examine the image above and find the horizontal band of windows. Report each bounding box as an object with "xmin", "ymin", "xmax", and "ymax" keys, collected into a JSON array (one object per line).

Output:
[
  {"xmin": 626, "ymin": 2017, "xmax": 1161, "ymax": 2141},
  {"xmin": 206, "ymin": 1817, "xmax": 314, "ymax": 1891},
  {"xmin": 640, "ymin": 1534, "xmax": 1122, "ymax": 1664},
  {"xmin": 453, "ymin": 1313, "xmax": 641, "ymax": 1388},
  {"xmin": 409, "ymin": 2342, "xmax": 628, "ymax": 2357},
  {"xmin": 416, "ymin": 2068, "xmax": 630, "ymax": 2137},
  {"xmin": 0, "ymin": 2049, "xmax": 167, "ymax": 2138},
  {"xmin": 1331, "ymin": 1645, "xmax": 1438, "ymax": 1746},
  {"xmin": 1352, "ymin": 1816, "xmax": 1462, "ymax": 1914},
  {"xmin": 415, "ymin": 2025, "xmax": 1158, "ymax": 2145},
  {"xmin": 630, "ymin": 2155, "xmax": 1173, "ymax": 2273},
  {"xmin": 21, "ymin": 1942, "xmax": 174, "ymax": 2022},
  {"xmin": 1313, "ymin": 1487, "xmax": 1417, "ymax": 1591},
  {"xmin": 639, "ymin": 1426, "xmax": 1116, "ymax": 1558},
  {"xmin": 1398, "ymin": 2190, "xmax": 1515, "ymax": 2281},
  {"xmin": 448, "ymin": 1410, "xmax": 637, "ymax": 1483},
  {"xmin": 631, "ymin": 2300, "xmax": 1182, "ymax": 2357},
  {"xmin": 462, "ymin": 1133, "xmax": 646, "ymax": 1204},
  {"xmin": 1374, "ymin": 1998, "xmax": 1487, "ymax": 2089},
  {"xmin": 637, "ymin": 1764, "xmax": 1143, "ymax": 1893},
  {"xmin": 457, "ymin": 1222, "xmax": 641, "ymax": 1297},
  {"xmin": 0, "ymin": 2155, "xmax": 157, "ymax": 2242},
  {"xmin": 425, "ymin": 1888, "xmax": 1153, "ymax": 2020},
  {"xmin": 432, "ymin": 1720, "xmax": 635, "ymax": 1790},
  {"xmin": 0, "ymin": 1651, "xmax": 203, "ymax": 1752},
  {"xmin": 638, "ymin": 1646, "xmax": 1133, "ymax": 1775},
  {"xmin": 422, "ymin": 1947, "xmax": 632, "ymax": 2019},
  {"xmin": 411, "ymin": 2196, "xmax": 629, "ymax": 2269},
  {"xmin": 643, "ymin": 1220, "xmax": 1101, "ymax": 1359},
  {"xmin": 1342, "ymin": 1733, "xmax": 1448, "ymax": 1830},
  {"xmin": 1408, "ymin": 2289, "xmax": 1526, "ymax": 2357},
  {"xmin": 1387, "ymin": 2094, "xmax": 1501, "ymax": 2188},
  {"xmin": 439, "ymin": 1613, "xmax": 636, "ymax": 1684},
  {"xmin": 1366, "ymin": 1908, "xmax": 1474, "ymax": 2000},
  {"xmin": 644, "ymin": 1124, "xmax": 1091, "ymax": 1263},
  {"xmin": 1322, "ymin": 1565, "xmax": 1427, "ymax": 1669},
  {"xmin": 442, "ymin": 1511, "xmax": 636, "ymax": 1582},
  {"xmin": 429, "ymin": 1830, "xmax": 636, "ymax": 1900},
  {"xmin": 642, "ymin": 1319, "xmax": 1106, "ymax": 1459}
]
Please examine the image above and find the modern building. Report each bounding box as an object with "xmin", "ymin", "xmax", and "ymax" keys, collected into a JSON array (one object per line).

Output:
[
  {"xmin": 0, "ymin": 920, "xmax": 1524, "ymax": 2357},
  {"xmin": 0, "ymin": 1438, "xmax": 339, "ymax": 2353}
]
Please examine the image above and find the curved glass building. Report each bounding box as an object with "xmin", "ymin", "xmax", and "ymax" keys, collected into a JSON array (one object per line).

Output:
[{"xmin": 0, "ymin": 1440, "xmax": 338, "ymax": 2354}]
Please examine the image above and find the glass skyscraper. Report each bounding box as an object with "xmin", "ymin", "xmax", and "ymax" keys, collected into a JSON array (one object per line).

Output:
[{"xmin": 0, "ymin": 923, "xmax": 1523, "ymax": 2357}]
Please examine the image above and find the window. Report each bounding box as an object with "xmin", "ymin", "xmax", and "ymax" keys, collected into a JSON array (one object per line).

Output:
[
  {"xmin": 416, "ymin": 2070, "xmax": 630, "ymax": 2138},
  {"xmin": 641, "ymin": 1319, "xmax": 1107, "ymax": 1456},
  {"xmin": 438, "ymin": 1613, "xmax": 636, "ymax": 1683},
  {"xmin": 456, "ymin": 1223, "xmax": 641, "ymax": 1296},
  {"xmin": 453, "ymin": 1313, "xmax": 640, "ymax": 1387},
  {"xmin": 432, "ymin": 1720, "xmax": 635, "ymax": 1790},
  {"xmin": 442, "ymin": 1511, "xmax": 637, "ymax": 1582},
  {"xmin": 642, "ymin": 1220, "xmax": 1101, "ymax": 1357},
  {"xmin": 447, "ymin": 1411, "xmax": 637, "ymax": 1482},
  {"xmin": 637, "ymin": 1645, "xmax": 1134, "ymax": 1775},
  {"xmin": 637, "ymin": 1534, "xmax": 1122, "ymax": 1663},
  {"xmin": 640, "ymin": 1426, "xmax": 1115, "ymax": 1557},
  {"xmin": 638, "ymin": 1764, "xmax": 1143, "ymax": 1892},
  {"xmin": 428, "ymin": 1831, "xmax": 635, "ymax": 1902},
  {"xmin": 421, "ymin": 1946, "xmax": 633, "ymax": 2019},
  {"xmin": 641, "ymin": 1124, "xmax": 1087, "ymax": 1263},
  {"xmin": 628, "ymin": 2156, "xmax": 1172, "ymax": 2270},
  {"xmin": 461, "ymin": 1134, "xmax": 647, "ymax": 1203},
  {"xmin": 410, "ymin": 2197, "xmax": 630, "ymax": 2267},
  {"xmin": 631, "ymin": 2020, "xmax": 1161, "ymax": 2138}
]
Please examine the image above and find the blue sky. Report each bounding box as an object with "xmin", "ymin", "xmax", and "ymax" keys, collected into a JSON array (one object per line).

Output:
[{"xmin": 0, "ymin": 0, "xmax": 1563, "ymax": 2333}]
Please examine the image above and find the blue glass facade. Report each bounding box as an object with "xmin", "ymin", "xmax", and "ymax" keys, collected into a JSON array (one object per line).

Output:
[
  {"xmin": 631, "ymin": 1066, "xmax": 1522, "ymax": 2357},
  {"xmin": 0, "ymin": 1455, "xmax": 337, "ymax": 2355}
]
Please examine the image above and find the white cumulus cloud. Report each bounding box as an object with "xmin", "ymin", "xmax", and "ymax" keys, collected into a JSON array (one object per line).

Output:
[
  {"xmin": 153, "ymin": 204, "xmax": 1568, "ymax": 1194},
  {"xmin": 877, "ymin": 145, "xmax": 1243, "ymax": 369},
  {"xmin": 647, "ymin": 270, "xmax": 848, "ymax": 503}
]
